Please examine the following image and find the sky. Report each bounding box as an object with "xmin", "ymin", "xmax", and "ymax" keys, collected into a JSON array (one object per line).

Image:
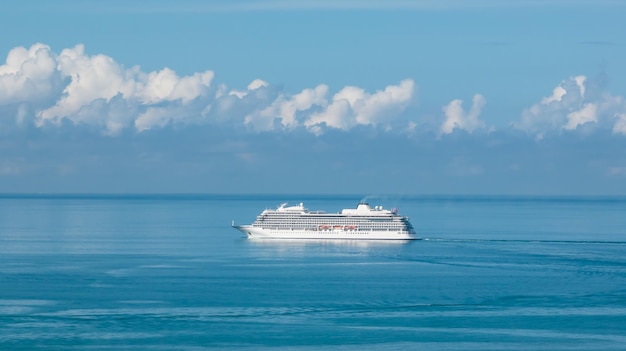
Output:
[{"xmin": 1, "ymin": 0, "xmax": 626, "ymax": 195}]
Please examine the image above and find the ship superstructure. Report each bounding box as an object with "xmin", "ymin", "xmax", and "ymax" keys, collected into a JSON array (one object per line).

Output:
[{"xmin": 232, "ymin": 202, "xmax": 417, "ymax": 240}]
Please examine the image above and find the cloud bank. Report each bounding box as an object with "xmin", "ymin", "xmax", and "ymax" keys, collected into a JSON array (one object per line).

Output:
[
  {"xmin": 0, "ymin": 43, "xmax": 416, "ymax": 136},
  {"xmin": 3, "ymin": 43, "xmax": 626, "ymax": 139}
]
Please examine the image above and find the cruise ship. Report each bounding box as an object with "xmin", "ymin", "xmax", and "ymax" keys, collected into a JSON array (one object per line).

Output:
[{"xmin": 232, "ymin": 202, "xmax": 417, "ymax": 240}]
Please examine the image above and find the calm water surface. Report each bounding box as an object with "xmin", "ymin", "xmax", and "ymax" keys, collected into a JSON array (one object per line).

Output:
[{"xmin": 1, "ymin": 195, "xmax": 625, "ymax": 350}]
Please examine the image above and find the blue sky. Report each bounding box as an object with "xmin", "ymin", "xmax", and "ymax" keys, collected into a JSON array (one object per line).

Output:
[{"xmin": 1, "ymin": 0, "xmax": 626, "ymax": 194}]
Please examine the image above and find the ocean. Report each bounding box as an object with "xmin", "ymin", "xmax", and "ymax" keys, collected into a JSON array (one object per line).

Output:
[{"xmin": 1, "ymin": 194, "xmax": 625, "ymax": 350}]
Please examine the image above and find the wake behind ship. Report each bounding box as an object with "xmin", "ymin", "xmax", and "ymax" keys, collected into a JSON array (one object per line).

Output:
[{"xmin": 232, "ymin": 202, "xmax": 417, "ymax": 240}]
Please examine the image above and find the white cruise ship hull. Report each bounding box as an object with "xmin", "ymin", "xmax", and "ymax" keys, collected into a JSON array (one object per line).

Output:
[{"xmin": 233, "ymin": 225, "xmax": 417, "ymax": 240}]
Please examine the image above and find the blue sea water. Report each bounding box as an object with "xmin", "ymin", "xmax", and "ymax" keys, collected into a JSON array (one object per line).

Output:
[{"xmin": 1, "ymin": 194, "xmax": 626, "ymax": 350}]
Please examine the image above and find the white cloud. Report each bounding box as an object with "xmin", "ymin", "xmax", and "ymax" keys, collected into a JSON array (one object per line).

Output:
[
  {"xmin": 575, "ymin": 75, "xmax": 586, "ymax": 98},
  {"xmin": 354, "ymin": 79, "xmax": 414, "ymax": 125},
  {"xmin": 440, "ymin": 94, "xmax": 487, "ymax": 135},
  {"xmin": 243, "ymin": 79, "xmax": 414, "ymax": 133},
  {"xmin": 515, "ymin": 75, "xmax": 626, "ymax": 137},
  {"xmin": 248, "ymin": 79, "xmax": 269, "ymax": 90},
  {"xmin": 228, "ymin": 90, "xmax": 247, "ymax": 99},
  {"xmin": 36, "ymin": 45, "xmax": 135, "ymax": 128},
  {"xmin": 541, "ymin": 85, "xmax": 567, "ymax": 104},
  {"xmin": 245, "ymin": 84, "xmax": 329, "ymax": 130},
  {"xmin": 227, "ymin": 79, "xmax": 270, "ymax": 99},
  {"xmin": 0, "ymin": 43, "xmax": 60, "ymax": 105},
  {"xmin": 30, "ymin": 44, "xmax": 215, "ymax": 134},
  {"xmin": 141, "ymin": 68, "xmax": 214, "ymax": 104},
  {"xmin": 305, "ymin": 79, "xmax": 415, "ymax": 133},
  {"xmin": 306, "ymin": 98, "xmax": 351, "ymax": 130},
  {"xmin": 563, "ymin": 103, "xmax": 597, "ymax": 130}
]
